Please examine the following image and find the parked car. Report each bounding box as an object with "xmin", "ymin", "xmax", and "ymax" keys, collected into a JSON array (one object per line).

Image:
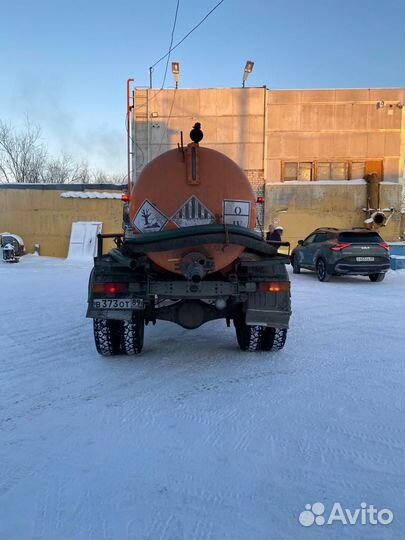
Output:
[{"xmin": 291, "ymin": 227, "xmax": 390, "ymax": 282}]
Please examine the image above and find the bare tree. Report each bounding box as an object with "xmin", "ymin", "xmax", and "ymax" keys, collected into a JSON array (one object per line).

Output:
[
  {"xmin": 42, "ymin": 153, "xmax": 90, "ymax": 184},
  {"xmin": 91, "ymin": 169, "xmax": 126, "ymax": 184},
  {"xmin": 0, "ymin": 119, "xmax": 126, "ymax": 185},
  {"xmin": 0, "ymin": 120, "xmax": 47, "ymax": 183}
]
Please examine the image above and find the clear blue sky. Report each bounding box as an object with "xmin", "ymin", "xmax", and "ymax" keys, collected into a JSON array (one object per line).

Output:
[{"xmin": 1, "ymin": 0, "xmax": 404, "ymax": 174}]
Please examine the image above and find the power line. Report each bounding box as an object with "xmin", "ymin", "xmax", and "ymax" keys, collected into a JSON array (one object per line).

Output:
[
  {"xmin": 161, "ymin": 0, "xmax": 181, "ymax": 89},
  {"xmin": 150, "ymin": 0, "xmax": 226, "ymax": 70},
  {"xmin": 137, "ymin": 0, "xmax": 226, "ymax": 111}
]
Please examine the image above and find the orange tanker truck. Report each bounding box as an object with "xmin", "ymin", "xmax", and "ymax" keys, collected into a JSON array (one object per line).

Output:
[{"xmin": 87, "ymin": 122, "xmax": 292, "ymax": 355}]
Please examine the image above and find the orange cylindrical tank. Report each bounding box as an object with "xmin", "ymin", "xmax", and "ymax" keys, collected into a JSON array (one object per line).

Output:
[{"xmin": 129, "ymin": 144, "xmax": 257, "ymax": 275}]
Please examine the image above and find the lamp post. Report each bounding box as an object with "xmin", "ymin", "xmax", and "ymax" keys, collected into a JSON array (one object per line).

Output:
[
  {"xmin": 172, "ymin": 62, "xmax": 180, "ymax": 89},
  {"xmin": 242, "ymin": 60, "xmax": 254, "ymax": 87}
]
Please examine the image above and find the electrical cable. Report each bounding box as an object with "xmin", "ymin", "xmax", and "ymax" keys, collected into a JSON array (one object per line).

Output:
[
  {"xmin": 150, "ymin": 0, "xmax": 226, "ymax": 70},
  {"xmin": 136, "ymin": 0, "xmax": 226, "ymax": 111},
  {"xmin": 161, "ymin": 0, "xmax": 180, "ymax": 89}
]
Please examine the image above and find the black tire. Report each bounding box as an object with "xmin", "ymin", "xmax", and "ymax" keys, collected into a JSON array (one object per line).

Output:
[
  {"xmin": 93, "ymin": 318, "xmax": 121, "ymax": 356},
  {"xmin": 120, "ymin": 313, "xmax": 145, "ymax": 355},
  {"xmin": 261, "ymin": 327, "xmax": 288, "ymax": 351},
  {"xmin": 234, "ymin": 310, "xmax": 264, "ymax": 351},
  {"xmin": 292, "ymin": 256, "xmax": 301, "ymax": 274},
  {"xmin": 316, "ymin": 258, "xmax": 331, "ymax": 282},
  {"xmin": 234, "ymin": 310, "xmax": 287, "ymax": 352},
  {"xmin": 369, "ymin": 273, "xmax": 385, "ymax": 282}
]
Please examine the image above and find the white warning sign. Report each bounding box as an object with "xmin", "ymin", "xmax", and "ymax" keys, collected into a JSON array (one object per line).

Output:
[
  {"xmin": 171, "ymin": 196, "xmax": 215, "ymax": 227},
  {"xmin": 133, "ymin": 200, "xmax": 168, "ymax": 233},
  {"xmin": 223, "ymin": 200, "xmax": 250, "ymax": 228}
]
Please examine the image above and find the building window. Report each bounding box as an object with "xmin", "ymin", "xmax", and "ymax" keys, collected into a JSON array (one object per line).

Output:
[
  {"xmin": 283, "ymin": 162, "xmax": 313, "ymax": 181},
  {"xmin": 317, "ymin": 162, "xmax": 348, "ymax": 181},
  {"xmin": 350, "ymin": 162, "xmax": 366, "ymax": 180},
  {"xmin": 282, "ymin": 160, "xmax": 369, "ymax": 181}
]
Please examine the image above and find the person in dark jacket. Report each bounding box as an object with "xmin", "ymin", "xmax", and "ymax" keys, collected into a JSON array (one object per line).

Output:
[
  {"xmin": 266, "ymin": 225, "xmax": 282, "ymax": 243},
  {"xmin": 266, "ymin": 226, "xmax": 284, "ymax": 252}
]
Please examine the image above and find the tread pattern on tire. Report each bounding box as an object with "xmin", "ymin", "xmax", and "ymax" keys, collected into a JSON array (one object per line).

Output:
[
  {"xmin": 247, "ymin": 325, "xmax": 264, "ymax": 352},
  {"xmin": 93, "ymin": 318, "xmax": 121, "ymax": 356},
  {"xmin": 269, "ymin": 328, "xmax": 287, "ymax": 351},
  {"xmin": 261, "ymin": 327, "xmax": 287, "ymax": 351},
  {"xmin": 234, "ymin": 309, "xmax": 288, "ymax": 352},
  {"xmin": 120, "ymin": 316, "xmax": 144, "ymax": 355}
]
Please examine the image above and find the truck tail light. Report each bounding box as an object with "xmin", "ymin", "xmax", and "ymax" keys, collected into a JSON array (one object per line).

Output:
[
  {"xmin": 331, "ymin": 243, "xmax": 352, "ymax": 251},
  {"xmin": 258, "ymin": 282, "xmax": 290, "ymax": 293},
  {"xmin": 93, "ymin": 282, "xmax": 128, "ymax": 294},
  {"xmin": 379, "ymin": 243, "xmax": 389, "ymax": 251}
]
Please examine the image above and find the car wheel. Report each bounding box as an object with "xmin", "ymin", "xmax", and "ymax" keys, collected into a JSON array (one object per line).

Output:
[
  {"xmin": 292, "ymin": 256, "xmax": 301, "ymax": 274},
  {"xmin": 316, "ymin": 258, "xmax": 331, "ymax": 282},
  {"xmin": 369, "ymin": 273, "xmax": 385, "ymax": 282}
]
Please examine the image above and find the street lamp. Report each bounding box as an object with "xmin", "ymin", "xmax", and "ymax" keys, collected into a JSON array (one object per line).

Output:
[
  {"xmin": 172, "ymin": 62, "xmax": 180, "ymax": 89},
  {"xmin": 242, "ymin": 60, "xmax": 254, "ymax": 87}
]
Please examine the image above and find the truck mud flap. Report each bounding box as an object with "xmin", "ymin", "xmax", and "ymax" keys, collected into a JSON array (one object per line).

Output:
[
  {"xmin": 245, "ymin": 292, "xmax": 291, "ymax": 329},
  {"xmin": 245, "ymin": 309, "xmax": 290, "ymax": 329}
]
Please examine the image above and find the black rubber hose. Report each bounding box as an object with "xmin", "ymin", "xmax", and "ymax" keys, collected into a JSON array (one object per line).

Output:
[{"xmin": 123, "ymin": 225, "xmax": 277, "ymax": 256}]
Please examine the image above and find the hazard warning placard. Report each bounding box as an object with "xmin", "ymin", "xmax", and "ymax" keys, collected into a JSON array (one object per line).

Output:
[
  {"xmin": 171, "ymin": 196, "xmax": 215, "ymax": 227},
  {"xmin": 223, "ymin": 200, "xmax": 250, "ymax": 228},
  {"xmin": 133, "ymin": 200, "xmax": 168, "ymax": 233}
]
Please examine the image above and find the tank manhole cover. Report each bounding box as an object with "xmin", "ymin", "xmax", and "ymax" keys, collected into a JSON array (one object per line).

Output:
[
  {"xmin": 133, "ymin": 200, "xmax": 168, "ymax": 233},
  {"xmin": 171, "ymin": 196, "xmax": 215, "ymax": 227}
]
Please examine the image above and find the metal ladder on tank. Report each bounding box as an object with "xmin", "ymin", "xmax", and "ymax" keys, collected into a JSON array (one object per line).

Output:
[{"xmin": 132, "ymin": 87, "xmax": 150, "ymax": 180}]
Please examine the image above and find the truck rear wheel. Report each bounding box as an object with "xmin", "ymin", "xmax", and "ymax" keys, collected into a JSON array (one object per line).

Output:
[
  {"xmin": 234, "ymin": 309, "xmax": 288, "ymax": 352},
  {"xmin": 235, "ymin": 323, "xmax": 264, "ymax": 352},
  {"xmin": 261, "ymin": 327, "xmax": 288, "ymax": 351},
  {"xmin": 120, "ymin": 313, "xmax": 144, "ymax": 355},
  {"xmin": 93, "ymin": 318, "xmax": 121, "ymax": 356}
]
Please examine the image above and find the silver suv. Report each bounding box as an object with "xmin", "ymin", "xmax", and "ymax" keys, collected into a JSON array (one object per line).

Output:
[{"xmin": 291, "ymin": 228, "xmax": 390, "ymax": 282}]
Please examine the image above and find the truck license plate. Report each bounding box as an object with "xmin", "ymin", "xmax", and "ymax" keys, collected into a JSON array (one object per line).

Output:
[
  {"xmin": 93, "ymin": 298, "xmax": 144, "ymax": 309},
  {"xmin": 356, "ymin": 256, "xmax": 375, "ymax": 262}
]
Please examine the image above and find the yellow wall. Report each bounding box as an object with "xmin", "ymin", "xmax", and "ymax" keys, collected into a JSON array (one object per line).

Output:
[
  {"xmin": 0, "ymin": 188, "xmax": 123, "ymax": 257},
  {"xmin": 0, "ymin": 183, "xmax": 401, "ymax": 258},
  {"xmin": 264, "ymin": 182, "xmax": 402, "ymax": 245}
]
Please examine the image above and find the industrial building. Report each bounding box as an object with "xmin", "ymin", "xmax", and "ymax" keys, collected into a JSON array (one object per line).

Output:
[{"xmin": 133, "ymin": 87, "xmax": 405, "ymax": 244}]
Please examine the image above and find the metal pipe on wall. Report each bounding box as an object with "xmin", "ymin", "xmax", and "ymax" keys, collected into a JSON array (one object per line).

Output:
[{"xmin": 126, "ymin": 79, "xmax": 134, "ymax": 194}]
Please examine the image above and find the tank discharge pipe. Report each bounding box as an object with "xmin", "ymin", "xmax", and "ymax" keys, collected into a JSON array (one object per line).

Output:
[
  {"xmin": 110, "ymin": 248, "xmax": 138, "ymax": 270},
  {"xmin": 181, "ymin": 252, "xmax": 211, "ymax": 282}
]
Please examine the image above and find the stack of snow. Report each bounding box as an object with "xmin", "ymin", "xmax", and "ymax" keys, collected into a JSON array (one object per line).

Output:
[{"xmin": 61, "ymin": 191, "xmax": 123, "ymax": 200}]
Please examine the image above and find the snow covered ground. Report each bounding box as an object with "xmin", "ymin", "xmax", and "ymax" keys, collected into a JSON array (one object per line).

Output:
[{"xmin": 0, "ymin": 256, "xmax": 404, "ymax": 540}]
